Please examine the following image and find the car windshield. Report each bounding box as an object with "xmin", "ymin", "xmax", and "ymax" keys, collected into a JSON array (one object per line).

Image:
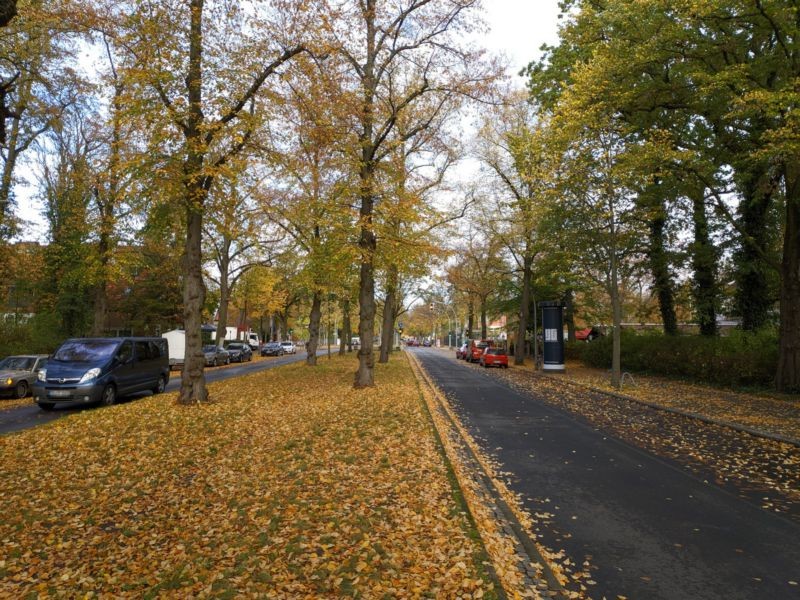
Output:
[
  {"xmin": 227, "ymin": 343, "xmax": 244, "ymax": 349},
  {"xmin": 202, "ymin": 345, "xmax": 217, "ymax": 352},
  {"xmin": 487, "ymin": 348, "xmax": 503, "ymax": 355},
  {"xmin": 53, "ymin": 340, "xmax": 119, "ymax": 362},
  {"xmin": 267, "ymin": 343, "xmax": 281, "ymax": 348},
  {"xmin": 0, "ymin": 356, "xmax": 35, "ymax": 370},
  {"xmin": 477, "ymin": 342, "xmax": 488, "ymax": 349},
  {"xmin": 281, "ymin": 342, "xmax": 292, "ymax": 346}
]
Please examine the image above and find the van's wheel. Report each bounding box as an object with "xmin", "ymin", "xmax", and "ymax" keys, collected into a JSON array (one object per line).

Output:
[
  {"xmin": 152, "ymin": 375, "xmax": 166, "ymax": 395},
  {"xmin": 14, "ymin": 381, "xmax": 28, "ymax": 399},
  {"xmin": 100, "ymin": 384, "xmax": 117, "ymax": 406}
]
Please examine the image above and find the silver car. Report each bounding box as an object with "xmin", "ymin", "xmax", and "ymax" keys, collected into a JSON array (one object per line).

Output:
[
  {"xmin": 202, "ymin": 345, "xmax": 230, "ymax": 367},
  {"xmin": 0, "ymin": 355, "xmax": 49, "ymax": 398}
]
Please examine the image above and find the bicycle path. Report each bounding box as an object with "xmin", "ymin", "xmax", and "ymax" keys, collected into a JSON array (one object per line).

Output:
[{"xmin": 412, "ymin": 347, "xmax": 800, "ymax": 600}]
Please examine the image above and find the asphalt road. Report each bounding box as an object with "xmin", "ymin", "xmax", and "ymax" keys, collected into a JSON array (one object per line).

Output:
[
  {"xmin": 0, "ymin": 351, "xmax": 318, "ymax": 435},
  {"xmin": 412, "ymin": 347, "xmax": 800, "ymax": 600}
]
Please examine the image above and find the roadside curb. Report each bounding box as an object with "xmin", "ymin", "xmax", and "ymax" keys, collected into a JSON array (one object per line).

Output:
[
  {"xmin": 537, "ymin": 373, "xmax": 800, "ymax": 449},
  {"xmin": 406, "ymin": 351, "xmax": 570, "ymax": 600}
]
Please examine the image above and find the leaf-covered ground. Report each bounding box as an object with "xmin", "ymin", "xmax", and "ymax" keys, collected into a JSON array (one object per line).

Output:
[
  {"xmin": 560, "ymin": 360, "xmax": 800, "ymax": 441},
  {"xmin": 0, "ymin": 355, "xmax": 497, "ymax": 598}
]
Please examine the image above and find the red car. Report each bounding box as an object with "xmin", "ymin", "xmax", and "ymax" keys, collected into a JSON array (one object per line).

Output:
[
  {"xmin": 466, "ymin": 339, "xmax": 494, "ymax": 363},
  {"xmin": 480, "ymin": 347, "xmax": 508, "ymax": 368}
]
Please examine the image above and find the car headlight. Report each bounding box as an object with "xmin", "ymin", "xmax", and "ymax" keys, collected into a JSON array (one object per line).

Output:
[
  {"xmin": 79, "ymin": 368, "xmax": 101, "ymax": 384},
  {"xmin": 37, "ymin": 369, "xmax": 46, "ymax": 382},
  {"xmin": 5, "ymin": 377, "xmax": 12, "ymax": 386}
]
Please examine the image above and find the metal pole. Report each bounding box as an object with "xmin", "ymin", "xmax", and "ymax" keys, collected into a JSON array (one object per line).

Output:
[{"xmin": 533, "ymin": 297, "xmax": 538, "ymax": 369}]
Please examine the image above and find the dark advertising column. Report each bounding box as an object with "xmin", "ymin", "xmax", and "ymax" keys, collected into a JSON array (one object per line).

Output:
[{"xmin": 540, "ymin": 301, "xmax": 565, "ymax": 372}]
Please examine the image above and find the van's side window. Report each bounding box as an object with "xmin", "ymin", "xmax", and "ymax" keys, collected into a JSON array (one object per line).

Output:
[
  {"xmin": 149, "ymin": 341, "xmax": 164, "ymax": 359},
  {"xmin": 117, "ymin": 341, "xmax": 133, "ymax": 363},
  {"xmin": 134, "ymin": 342, "xmax": 150, "ymax": 360}
]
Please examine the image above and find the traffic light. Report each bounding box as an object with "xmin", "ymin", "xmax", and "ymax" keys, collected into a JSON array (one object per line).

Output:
[{"xmin": 398, "ymin": 326, "xmax": 404, "ymax": 335}]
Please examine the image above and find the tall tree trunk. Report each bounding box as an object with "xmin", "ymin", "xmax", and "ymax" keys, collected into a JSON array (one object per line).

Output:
[
  {"xmin": 647, "ymin": 195, "xmax": 678, "ymax": 335},
  {"xmin": 735, "ymin": 165, "xmax": 776, "ymax": 331},
  {"xmin": 214, "ymin": 254, "xmax": 231, "ymax": 347},
  {"xmin": 515, "ymin": 255, "xmax": 532, "ymax": 365},
  {"xmin": 379, "ymin": 264, "xmax": 398, "ymax": 363},
  {"xmin": 354, "ymin": 167, "xmax": 377, "ymax": 385},
  {"xmin": 777, "ymin": 163, "xmax": 800, "ymax": 392},
  {"xmin": 0, "ymin": 75, "xmax": 29, "ymax": 239},
  {"xmin": 354, "ymin": 1, "xmax": 378, "ymax": 388},
  {"xmin": 178, "ymin": 0, "xmax": 209, "ymax": 405},
  {"xmin": 564, "ymin": 288, "xmax": 575, "ymax": 342},
  {"xmin": 480, "ymin": 298, "xmax": 487, "ymax": 339},
  {"xmin": 91, "ymin": 80, "xmax": 123, "ymax": 337},
  {"xmin": 180, "ymin": 204, "xmax": 208, "ymax": 404},
  {"xmin": 306, "ymin": 290, "xmax": 322, "ymax": 366},
  {"xmin": 690, "ymin": 186, "xmax": 718, "ymax": 336}
]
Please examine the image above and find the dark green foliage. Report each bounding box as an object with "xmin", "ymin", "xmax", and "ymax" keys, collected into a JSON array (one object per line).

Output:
[
  {"xmin": 574, "ymin": 329, "xmax": 779, "ymax": 388},
  {"xmin": 0, "ymin": 312, "xmax": 63, "ymax": 357}
]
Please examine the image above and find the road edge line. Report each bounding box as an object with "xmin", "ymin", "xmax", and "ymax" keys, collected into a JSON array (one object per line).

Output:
[{"xmin": 406, "ymin": 351, "xmax": 571, "ymax": 600}]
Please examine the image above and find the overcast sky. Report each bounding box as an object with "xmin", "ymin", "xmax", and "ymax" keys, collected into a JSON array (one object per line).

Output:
[{"xmin": 482, "ymin": 0, "xmax": 562, "ymax": 77}]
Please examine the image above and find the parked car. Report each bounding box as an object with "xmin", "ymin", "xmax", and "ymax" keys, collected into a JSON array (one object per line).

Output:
[
  {"xmin": 422, "ymin": 339, "xmax": 431, "ymax": 347},
  {"xmin": 480, "ymin": 347, "xmax": 508, "ymax": 369},
  {"xmin": 224, "ymin": 341, "xmax": 252, "ymax": 362},
  {"xmin": 455, "ymin": 343, "xmax": 468, "ymax": 360},
  {"xmin": 0, "ymin": 354, "xmax": 48, "ymax": 399},
  {"xmin": 466, "ymin": 339, "xmax": 495, "ymax": 363},
  {"xmin": 280, "ymin": 341, "xmax": 296, "ymax": 354},
  {"xmin": 261, "ymin": 342, "xmax": 284, "ymax": 357},
  {"xmin": 575, "ymin": 327, "xmax": 602, "ymax": 341},
  {"xmin": 32, "ymin": 337, "xmax": 169, "ymax": 410},
  {"xmin": 202, "ymin": 344, "xmax": 230, "ymax": 367}
]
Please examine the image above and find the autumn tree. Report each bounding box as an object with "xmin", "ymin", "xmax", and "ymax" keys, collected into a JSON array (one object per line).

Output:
[
  {"xmin": 544, "ymin": 90, "xmax": 648, "ymax": 389},
  {"xmin": 377, "ymin": 116, "xmax": 460, "ymax": 363},
  {"xmin": 97, "ymin": 0, "xmax": 310, "ymax": 403},
  {"xmin": 204, "ymin": 171, "xmax": 280, "ymax": 349},
  {"xmin": 0, "ymin": 2, "xmax": 77, "ymax": 240},
  {"xmin": 474, "ymin": 93, "xmax": 557, "ymax": 365},
  {"xmin": 36, "ymin": 103, "xmax": 95, "ymax": 337},
  {"xmin": 447, "ymin": 233, "xmax": 504, "ymax": 340},
  {"xmin": 324, "ymin": 0, "xmax": 497, "ymax": 387},
  {"xmin": 256, "ymin": 52, "xmax": 356, "ymax": 366}
]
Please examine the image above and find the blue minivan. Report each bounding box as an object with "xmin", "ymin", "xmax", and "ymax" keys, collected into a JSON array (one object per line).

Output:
[{"xmin": 33, "ymin": 337, "xmax": 170, "ymax": 410}]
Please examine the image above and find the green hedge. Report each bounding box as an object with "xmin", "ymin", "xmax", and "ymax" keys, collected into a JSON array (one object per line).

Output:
[{"xmin": 568, "ymin": 329, "xmax": 779, "ymax": 388}]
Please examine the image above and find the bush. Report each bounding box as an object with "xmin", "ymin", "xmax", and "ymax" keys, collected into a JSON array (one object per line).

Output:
[
  {"xmin": 572, "ymin": 328, "xmax": 779, "ymax": 388},
  {"xmin": 0, "ymin": 313, "xmax": 63, "ymax": 358}
]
